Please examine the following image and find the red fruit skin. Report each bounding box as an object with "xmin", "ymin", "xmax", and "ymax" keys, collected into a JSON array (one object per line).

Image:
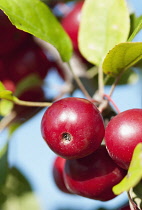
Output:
[
  {"xmin": 119, "ymin": 205, "xmax": 131, "ymax": 210},
  {"xmin": 0, "ymin": 59, "xmax": 6, "ymax": 80},
  {"xmin": 0, "ymin": 10, "xmax": 28, "ymax": 56},
  {"xmin": 105, "ymin": 109, "xmax": 142, "ymax": 170},
  {"xmin": 7, "ymin": 43, "xmax": 51, "ymax": 83},
  {"xmin": 61, "ymin": 1, "xmax": 84, "ymax": 50},
  {"xmin": 63, "ymin": 145, "xmax": 126, "ymax": 201},
  {"xmin": 41, "ymin": 97, "xmax": 105, "ymax": 159},
  {"xmin": 2, "ymin": 79, "xmax": 16, "ymax": 92},
  {"xmin": 53, "ymin": 156, "xmax": 72, "ymax": 194}
]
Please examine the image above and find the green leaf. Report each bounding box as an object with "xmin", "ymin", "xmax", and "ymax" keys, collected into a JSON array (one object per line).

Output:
[
  {"xmin": 0, "ymin": 0, "xmax": 73, "ymax": 62},
  {"xmin": 105, "ymin": 68, "xmax": 138, "ymax": 85},
  {"xmin": 6, "ymin": 167, "xmax": 32, "ymax": 195},
  {"xmin": 15, "ymin": 74, "xmax": 42, "ymax": 97},
  {"xmin": 0, "ymin": 167, "xmax": 41, "ymax": 209},
  {"xmin": 0, "ymin": 100, "xmax": 13, "ymax": 116},
  {"xmin": 0, "ymin": 144, "xmax": 9, "ymax": 188},
  {"xmin": 113, "ymin": 143, "xmax": 142, "ymax": 195},
  {"xmin": 129, "ymin": 182, "xmax": 142, "ymax": 209},
  {"xmin": 1, "ymin": 193, "xmax": 41, "ymax": 210},
  {"xmin": 78, "ymin": 0, "xmax": 130, "ymax": 66},
  {"xmin": 128, "ymin": 15, "xmax": 142, "ymax": 42},
  {"xmin": 0, "ymin": 90, "xmax": 16, "ymax": 101},
  {"xmin": 0, "ymin": 82, "xmax": 6, "ymax": 91},
  {"xmin": 103, "ymin": 42, "xmax": 142, "ymax": 77},
  {"xmin": 8, "ymin": 123, "xmax": 21, "ymax": 137}
]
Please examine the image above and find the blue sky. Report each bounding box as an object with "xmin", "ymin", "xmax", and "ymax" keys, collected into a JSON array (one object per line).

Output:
[{"xmin": 1, "ymin": 0, "xmax": 142, "ymax": 209}]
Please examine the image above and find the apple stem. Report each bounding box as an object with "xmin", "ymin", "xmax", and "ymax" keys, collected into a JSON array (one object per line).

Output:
[
  {"xmin": 103, "ymin": 94, "xmax": 120, "ymax": 114},
  {"xmin": 108, "ymin": 70, "xmax": 124, "ymax": 97},
  {"xmin": 67, "ymin": 61, "xmax": 92, "ymax": 100},
  {"xmin": 98, "ymin": 65, "xmax": 104, "ymax": 98},
  {"xmin": 14, "ymin": 98, "xmax": 52, "ymax": 107},
  {"xmin": 0, "ymin": 111, "xmax": 17, "ymax": 133}
]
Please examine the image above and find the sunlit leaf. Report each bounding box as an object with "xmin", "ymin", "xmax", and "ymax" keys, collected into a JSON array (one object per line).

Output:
[
  {"xmin": 0, "ymin": 82, "xmax": 6, "ymax": 91},
  {"xmin": 79, "ymin": 0, "xmax": 130, "ymax": 66},
  {"xmin": 105, "ymin": 69, "xmax": 138, "ymax": 85},
  {"xmin": 0, "ymin": 90, "xmax": 15, "ymax": 101},
  {"xmin": 0, "ymin": 0, "xmax": 73, "ymax": 61},
  {"xmin": 113, "ymin": 143, "xmax": 142, "ymax": 195},
  {"xmin": 103, "ymin": 42, "xmax": 142, "ymax": 77},
  {"xmin": 128, "ymin": 15, "xmax": 142, "ymax": 42},
  {"xmin": 0, "ymin": 100, "xmax": 13, "ymax": 116},
  {"xmin": 1, "ymin": 193, "xmax": 41, "ymax": 210}
]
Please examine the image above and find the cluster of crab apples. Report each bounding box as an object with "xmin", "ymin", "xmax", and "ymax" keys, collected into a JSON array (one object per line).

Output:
[
  {"xmin": 0, "ymin": 9, "xmax": 63, "ymax": 123},
  {"xmin": 41, "ymin": 97, "xmax": 142, "ymax": 202}
]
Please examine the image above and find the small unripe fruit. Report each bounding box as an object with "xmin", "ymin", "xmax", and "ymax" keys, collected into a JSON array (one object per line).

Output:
[{"xmin": 41, "ymin": 97, "xmax": 105, "ymax": 159}]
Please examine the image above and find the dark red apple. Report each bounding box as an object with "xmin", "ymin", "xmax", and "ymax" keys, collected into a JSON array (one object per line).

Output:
[
  {"xmin": 0, "ymin": 10, "xmax": 28, "ymax": 56},
  {"xmin": 53, "ymin": 156, "xmax": 72, "ymax": 194},
  {"xmin": 61, "ymin": 1, "xmax": 84, "ymax": 50},
  {"xmin": 63, "ymin": 145, "xmax": 126, "ymax": 201},
  {"xmin": 105, "ymin": 109, "xmax": 142, "ymax": 169},
  {"xmin": 6, "ymin": 42, "xmax": 51, "ymax": 83}
]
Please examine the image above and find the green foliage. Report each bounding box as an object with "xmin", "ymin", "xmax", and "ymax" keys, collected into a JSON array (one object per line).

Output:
[
  {"xmin": 128, "ymin": 15, "xmax": 142, "ymax": 41},
  {"xmin": 0, "ymin": 167, "xmax": 40, "ymax": 209},
  {"xmin": 105, "ymin": 69, "xmax": 138, "ymax": 85},
  {"xmin": 113, "ymin": 143, "xmax": 142, "ymax": 195},
  {"xmin": 0, "ymin": 90, "xmax": 16, "ymax": 101},
  {"xmin": 0, "ymin": 100, "xmax": 13, "ymax": 116},
  {"xmin": 78, "ymin": 0, "xmax": 130, "ymax": 66},
  {"xmin": 0, "ymin": 144, "xmax": 9, "ymax": 188},
  {"xmin": 0, "ymin": 0, "xmax": 73, "ymax": 62},
  {"xmin": 103, "ymin": 42, "xmax": 142, "ymax": 77},
  {"xmin": 0, "ymin": 82, "xmax": 14, "ymax": 116},
  {"xmin": 14, "ymin": 74, "xmax": 42, "ymax": 97},
  {"xmin": 131, "ymin": 182, "xmax": 142, "ymax": 209}
]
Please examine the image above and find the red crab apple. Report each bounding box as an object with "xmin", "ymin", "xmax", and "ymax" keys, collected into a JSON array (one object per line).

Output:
[
  {"xmin": 41, "ymin": 97, "xmax": 105, "ymax": 159},
  {"xmin": 2, "ymin": 79, "xmax": 16, "ymax": 92},
  {"xmin": 0, "ymin": 10, "xmax": 28, "ymax": 56},
  {"xmin": 63, "ymin": 145, "xmax": 126, "ymax": 201},
  {"xmin": 61, "ymin": 1, "xmax": 84, "ymax": 50},
  {"xmin": 53, "ymin": 156, "xmax": 72, "ymax": 194},
  {"xmin": 6, "ymin": 42, "xmax": 51, "ymax": 83},
  {"xmin": 105, "ymin": 109, "xmax": 142, "ymax": 170}
]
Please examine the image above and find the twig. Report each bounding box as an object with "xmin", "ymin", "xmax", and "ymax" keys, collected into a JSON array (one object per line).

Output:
[
  {"xmin": 0, "ymin": 111, "xmax": 17, "ymax": 133},
  {"xmin": 98, "ymin": 65, "xmax": 104, "ymax": 97},
  {"xmin": 14, "ymin": 98, "xmax": 52, "ymax": 107},
  {"xmin": 108, "ymin": 71, "xmax": 124, "ymax": 97},
  {"xmin": 67, "ymin": 61, "xmax": 92, "ymax": 100},
  {"xmin": 103, "ymin": 94, "xmax": 120, "ymax": 114}
]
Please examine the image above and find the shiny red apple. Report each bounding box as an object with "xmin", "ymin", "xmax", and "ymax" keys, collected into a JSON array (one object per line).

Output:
[
  {"xmin": 63, "ymin": 145, "xmax": 126, "ymax": 201},
  {"xmin": 41, "ymin": 97, "xmax": 105, "ymax": 159},
  {"xmin": 105, "ymin": 109, "xmax": 142, "ymax": 169},
  {"xmin": 53, "ymin": 156, "xmax": 72, "ymax": 194}
]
